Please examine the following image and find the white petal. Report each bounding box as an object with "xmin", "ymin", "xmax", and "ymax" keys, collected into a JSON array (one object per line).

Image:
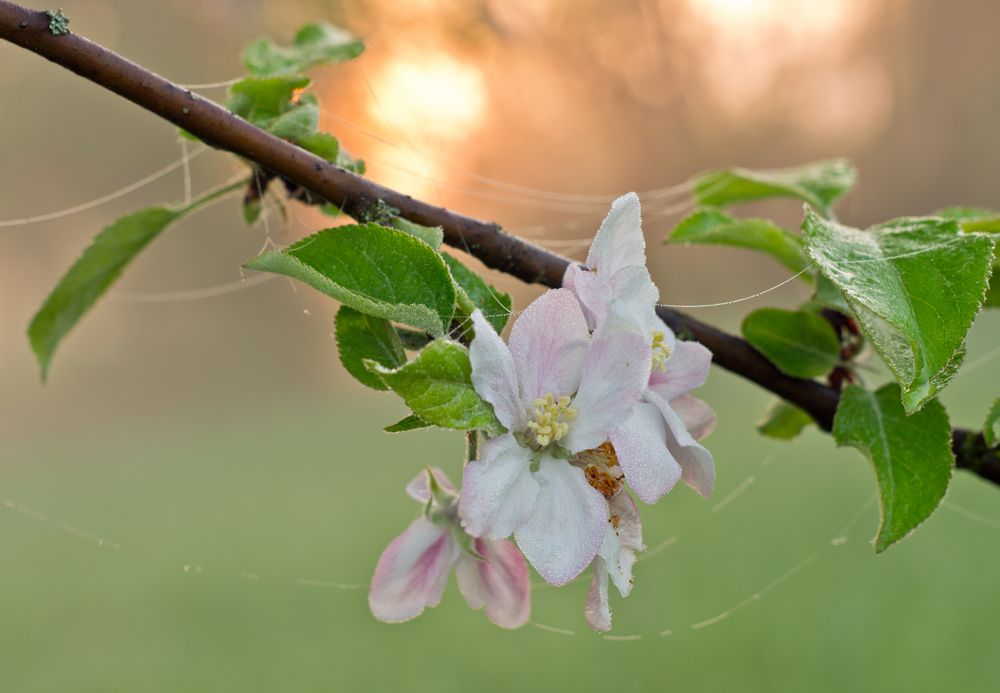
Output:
[
  {"xmin": 508, "ymin": 288, "xmax": 591, "ymax": 403},
  {"xmin": 459, "ymin": 434, "xmax": 539, "ymax": 540},
  {"xmin": 455, "ymin": 538, "xmax": 531, "ymax": 629},
  {"xmin": 647, "ymin": 390, "xmax": 716, "ymax": 497},
  {"xmin": 569, "ymin": 269, "xmax": 612, "ymax": 331},
  {"xmin": 565, "ymin": 327, "xmax": 650, "ymax": 453},
  {"xmin": 368, "ymin": 517, "xmax": 459, "ymax": 623},
  {"xmin": 608, "ymin": 266, "xmax": 660, "ymax": 334},
  {"xmin": 649, "ymin": 340, "xmax": 713, "ymax": 401},
  {"xmin": 584, "ymin": 560, "xmax": 612, "ymax": 632},
  {"xmin": 469, "ymin": 310, "xmax": 524, "ymax": 432},
  {"xmin": 610, "ymin": 402, "xmax": 682, "ymax": 504},
  {"xmin": 671, "ymin": 394, "xmax": 717, "ymax": 441},
  {"xmin": 405, "ymin": 466, "xmax": 457, "ymax": 503},
  {"xmin": 586, "ymin": 192, "xmax": 645, "ymax": 276},
  {"xmin": 514, "ymin": 457, "xmax": 607, "ymax": 586}
]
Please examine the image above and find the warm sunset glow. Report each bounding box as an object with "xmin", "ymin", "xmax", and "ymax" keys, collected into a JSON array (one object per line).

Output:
[{"xmin": 366, "ymin": 54, "xmax": 488, "ymax": 142}]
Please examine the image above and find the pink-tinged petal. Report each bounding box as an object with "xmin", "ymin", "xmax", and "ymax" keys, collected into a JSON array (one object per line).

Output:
[
  {"xmin": 584, "ymin": 560, "xmax": 612, "ymax": 632},
  {"xmin": 405, "ymin": 466, "xmax": 457, "ymax": 503},
  {"xmin": 459, "ymin": 434, "xmax": 539, "ymax": 540},
  {"xmin": 508, "ymin": 289, "xmax": 591, "ymax": 403},
  {"xmin": 565, "ymin": 328, "xmax": 650, "ymax": 453},
  {"xmin": 514, "ymin": 457, "xmax": 607, "ymax": 586},
  {"xmin": 648, "ymin": 340, "xmax": 713, "ymax": 401},
  {"xmin": 368, "ymin": 517, "xmax": 459, "ymax": 623},
  {"xmin": 469, "ymin": 310, "xmax": 524, "ymax": 431},
  {"xmin": 671, "ymin": 394, "xmax": 717, "ymax": 441},
  {"xmin": 455, "ymin": 538, "xmax": 531, "ymax": 629},
  {"xmin": 610, "ymin": 402, "xmax": 682, "ymax": 505},
  {"xmin": 586, "ymin": 192, "xmax": 645, "ymax": 276},
  {"xmin": 647, "ymin": 390, "xmax": 716, "ymax": 497}
]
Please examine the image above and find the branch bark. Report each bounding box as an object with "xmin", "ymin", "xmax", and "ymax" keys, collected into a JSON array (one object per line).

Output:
[{"xmin": 2, "ymin": 1, "xmax": 997, "ymax": 485}]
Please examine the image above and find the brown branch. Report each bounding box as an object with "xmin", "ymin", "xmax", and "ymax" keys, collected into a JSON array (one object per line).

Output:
[{"xmin": 1, "ymin": 1, "xmax": 997, "ymax": 484}]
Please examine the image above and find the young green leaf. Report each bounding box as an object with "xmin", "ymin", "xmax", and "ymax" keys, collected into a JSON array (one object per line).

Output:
[
  {"xmin": 833, "ymin": 384, "xmax": 953, "ymax": 553},
  {"xmin": 384, "ymin": 414, "xmax": 431, "ymax": 433},
  {"xmin": 28, "ymin": 207, "xmax": 181, "ymax": 380},
  {"xmin": 803, "ymin": 210, "xmax": 995, "ymax": 413},
  {"xmin": 441, "ymin": 254, "xmax": 513, "ymax": 333},
  {"xmin": 668, "ymin": 207, "xmax": 811, "ymax": 277},
  {"xmin": 334, "ymin": 306, "xmax": 406, "ymax": 390},
  {"xmin": 391, "ymin": 217, "xmax": 444, "ymax": 250},
  {"xmin": 243, "ymin": 22, "xmax": 364, "ymax": 78},
  {"xmin": 756, "ymin": 400, "xmax": 815, "ymax": 440},
  {"xmin": 741, "ymin": 308, "xmax": 841, "ymax": 379},
  {"xmin": 692, "ymin": 159, "xmax": 856, "ymax": 214},
  {"xmin": 367, "ymin": 340, "xmax": 503, "ymax": 433},
  {"xmin": 245, "ymin": 223, "xmax": 456, "ymax": 336},
  {"xmin": 985, "ymin": 398, "xmax": 1000, "ymax": 448}
]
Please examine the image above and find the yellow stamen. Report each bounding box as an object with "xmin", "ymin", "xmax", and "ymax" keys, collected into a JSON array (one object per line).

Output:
[
  {"xmin": 525, "ymin": 393, "xmax": 576, "ymax": 448},
  {"xmin": 651, "ymin": 330, "xmax": 672, "ymax": 371}
]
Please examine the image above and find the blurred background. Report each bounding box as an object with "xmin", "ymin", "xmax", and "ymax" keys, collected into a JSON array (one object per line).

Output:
[{"xmin": 2, "ymin": 0, "xmax": 1000, "ymax": 690}]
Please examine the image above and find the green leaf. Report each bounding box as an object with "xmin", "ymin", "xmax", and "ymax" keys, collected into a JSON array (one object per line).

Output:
[
  {"xmin": 267, "ymin": 98, "xmax": 319, "ymax": 141},
  {"xmin": 741, "ymin": 308, "xmax": 840, "ymax": 379},
  {"xmin": 28, "ymin": 207, "xmax": 182, "ymax": 380},
  {"xmin": 243, "ymin": 22, "xmax": 364, "ymax": 78},
  {"xmin": 28, "ymin": 181, "xmax": 245, "ymax": 380},
  {"xmin": 692, "ymin": 159, "xmax": 856, "ymax": 214},
  {"xmin": 933, "ymin": 206, "xmax": 1000, "ymax": 232},
  {"xmin": 833, "ymin": 384, "xmax": 953, "ymax": 553},
  {"xmin": 227, "ymin": 75, "xmax": 311, "ymax": 127},
  {"xmin": 245, "ymin": 223, "xmax": 456, "ymax": 336},
  {"xmin": 933, "ymin": 207, "xmax": 1000, "ymax": 308},
  {"xmin": 384, "ymin": 414, "xmax": 431, "ymax": 433},
  {"xmin": 334, "ymin": 306, "xmax": 406, "ymax": 391},
  {"xmin": 803, "ymin": 210, "xmax": 995, "ymax": 413},
  {"xmin": 391, "ymin": 217, "xmax": 443, "ymax": 250},
  {"xmin": 756, "ymin": 400, "xmax": 815, "ymax": 440},
  {"xmin": 984, "ymin": 398, "xmax": 1000, "ymax": 448},
  {"xmin": 669, "ymin": 207, "xmax": 811, "ymax": 276},
  {"xmin": 367, "ymin": 340, "xmax": 502, "ymax": 433},
  {"xmin": 441, "ymin": 255, "xmax": 513, "ymax": 333},
  {"xmin": 811, "ymin": 272, "xmax": 852, "ymax": 313}
]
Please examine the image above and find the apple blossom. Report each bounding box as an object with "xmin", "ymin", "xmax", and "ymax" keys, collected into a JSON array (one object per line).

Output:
[
  {"xmin": 369, "ymin": 466, "xmax": 530, "ymax": 628},
  {"xmin": 459, "ymin": 288, "xmax": 654, "ymax": 586}
]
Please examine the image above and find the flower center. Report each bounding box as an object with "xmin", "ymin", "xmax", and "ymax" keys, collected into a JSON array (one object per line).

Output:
[
  {"xmin": 651, "ymin": 330, "xmax": 672, "ymax": 371},
  {"xmin": 525, "ymin": 393, "xmax": 576, "ymax": 448}
]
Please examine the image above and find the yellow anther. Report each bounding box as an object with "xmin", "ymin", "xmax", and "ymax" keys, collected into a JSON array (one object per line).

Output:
[
  {"xmin": 525, "ymin": 392, "xmax": 575, "ymax": 448},
  {"xmin": 651, "ymin": 330, "xmax": 672, "ymax": 371}
]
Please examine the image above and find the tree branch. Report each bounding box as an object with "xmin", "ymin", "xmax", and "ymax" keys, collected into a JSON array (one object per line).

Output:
[{"xmin": 2, "ymin": 1, "xmax": 997, "ymax": 484}]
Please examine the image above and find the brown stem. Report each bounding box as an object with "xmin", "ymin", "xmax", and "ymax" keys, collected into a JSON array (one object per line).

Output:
[{"xmin": 1, "ymin": 1, "xmax": 996, "ymax": 483}]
